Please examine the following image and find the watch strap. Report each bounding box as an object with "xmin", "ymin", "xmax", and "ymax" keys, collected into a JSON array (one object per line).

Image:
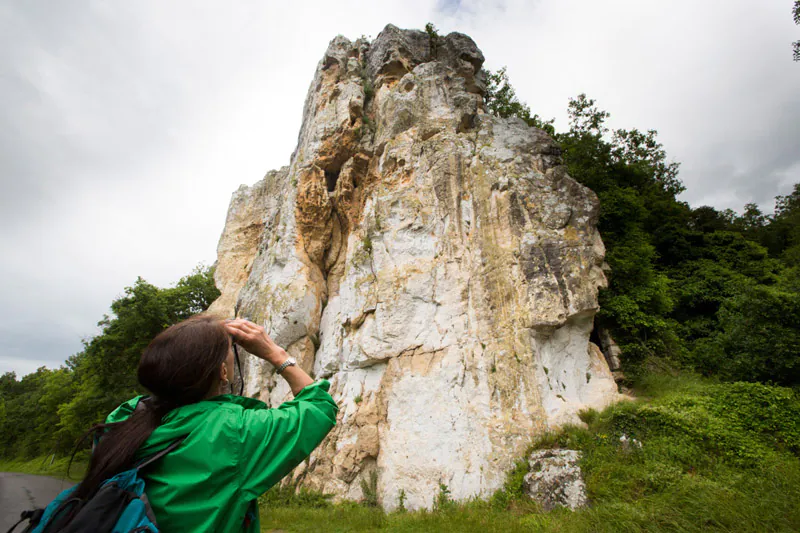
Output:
[{"xmin": 276, "ymin": 358, "xmax": 296, "ymax": 374}]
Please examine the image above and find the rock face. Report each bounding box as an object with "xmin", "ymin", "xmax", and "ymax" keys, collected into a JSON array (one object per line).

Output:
[
  {"xmin": 210, "ymin": 24, "xmax": 620, "ymax": 510},
  {"xmin": 523, "ymin": 449, "xmax": 588, "ymax": 511}
]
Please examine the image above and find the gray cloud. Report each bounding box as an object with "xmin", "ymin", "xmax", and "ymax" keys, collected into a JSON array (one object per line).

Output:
[
  {"xmin": 1, "ymin": 2, "xmax": 189, "ymax": 229},
  {"xmin": 0, "ymin": 0, "xmax": 439, "ymax": 376},
  {"xmin": 1, "ymin": 0, "xmax": 798, "ymax": 377},
  {"xmin": 436, "ymin": 0, "xmax": 800, "ymax": 212}
]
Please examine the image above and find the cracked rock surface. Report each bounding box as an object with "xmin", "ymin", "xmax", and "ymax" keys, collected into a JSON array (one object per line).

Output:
[
  {"xmin": 209, "ymin": 24, "xmax": 620, "ymax": 510},
  {"xmin": 523, "ymin": 449, "xmax": 588, "ymax": 511}
]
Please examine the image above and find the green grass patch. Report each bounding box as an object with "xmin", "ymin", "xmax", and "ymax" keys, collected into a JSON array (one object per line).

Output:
[
  {"xmin": 259, "ymin": 374, "xmax": 800, "ymax": 532},
  {"xmin": 261, "ymin": 503, "xmax": 386, "ymax": 532},
  {"xmin": 0, "ymin": 453, "xmax": 88, "ymax": 481},
  {"xmin": 260, "ymin": 483, "xmax": 335, "ymax": 509}
]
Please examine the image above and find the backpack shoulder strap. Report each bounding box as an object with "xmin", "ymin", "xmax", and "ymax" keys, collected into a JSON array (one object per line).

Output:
[
  {"xmin": 136, "ymin": 437, "xmax": 185, "ymax": 472},
  {"xmin": 5, "ymin": 509, "xmax": 43, "ymax": 533}
]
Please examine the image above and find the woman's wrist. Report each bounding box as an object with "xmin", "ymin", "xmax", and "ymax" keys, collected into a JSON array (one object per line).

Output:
[{"xmin": 263, "ymin": 348, "xmax": 288, "ymax": 368}]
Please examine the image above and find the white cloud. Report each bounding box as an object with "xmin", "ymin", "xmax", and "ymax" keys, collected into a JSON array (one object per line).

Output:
[{"xmin": 1, "ymin": 0, "xmax": 798, "ymax": 376}]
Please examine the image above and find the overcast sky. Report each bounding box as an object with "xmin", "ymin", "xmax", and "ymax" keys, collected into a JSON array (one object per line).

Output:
[{"xmin": 1, "ymin": 0, "xmax": 798, "ymax": 377}]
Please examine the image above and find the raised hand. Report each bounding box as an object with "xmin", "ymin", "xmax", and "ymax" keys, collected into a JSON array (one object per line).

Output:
[{"xmin": 223, "ymin": 319, "xmax": 287, "ymax": 367}]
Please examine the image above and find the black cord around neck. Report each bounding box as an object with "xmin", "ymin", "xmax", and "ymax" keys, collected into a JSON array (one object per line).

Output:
[
  {"xmin": 231, "ymin": 301, "xmax": 246, "ymax": 396},
  {"xmin": 233, "ymin": 343, "xmax": 244, "ymax": 396}
]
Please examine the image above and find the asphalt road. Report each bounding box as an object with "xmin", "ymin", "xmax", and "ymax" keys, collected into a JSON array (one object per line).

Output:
[{"xmin": 0, "ymin": 472, "xmax": 74, "ymax": 531}]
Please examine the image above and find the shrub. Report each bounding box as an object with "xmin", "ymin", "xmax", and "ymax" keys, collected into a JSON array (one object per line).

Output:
[
  {"xmin": 489, "ymin": 458, "xmax": 529, "ymax": 510},
  {"xmin": 396, "ymin": 489, "xmax": 407, "ymax": 512},
  {"xmin": 360, "ymin": 470, "xmax": 379, "ymax": 507},
  {"xmin": 434, "ymin": 483, "xmax": 453, "ymax": 511},
  {"xmin": 362, "ymin": 79, "xmax": 374, "ymax": 105}
]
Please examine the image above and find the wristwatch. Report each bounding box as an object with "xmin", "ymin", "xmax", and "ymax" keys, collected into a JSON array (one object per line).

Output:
[{"xmin": 276, "ymin": 357, "xmax": 297, "ymax": 374}]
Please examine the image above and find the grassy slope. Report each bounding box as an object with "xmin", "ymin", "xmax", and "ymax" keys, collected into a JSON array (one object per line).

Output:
[
  {"xmin": 0, "ymin": 454, "xmax": 87, "ymax": 481},
  {"xmin": 259, "ymin": 374, "xmax": 800, "ymax": 532}
]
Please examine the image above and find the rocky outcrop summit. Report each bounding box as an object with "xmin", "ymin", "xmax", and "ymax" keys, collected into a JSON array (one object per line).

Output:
[{"xmin": 209, "ymin": 24, "xmax": 620, "ymax": 510}]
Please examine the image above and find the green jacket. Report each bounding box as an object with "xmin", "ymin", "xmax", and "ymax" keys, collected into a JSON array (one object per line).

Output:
[{"xmin": 105, "ymin": 380, "xmax": 338, "ymax": 533}]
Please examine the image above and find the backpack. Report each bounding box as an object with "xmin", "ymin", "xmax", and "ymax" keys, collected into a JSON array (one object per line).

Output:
[{"xmin": 7, "ymin": 438, "xmax": 184, "ymax": 533}]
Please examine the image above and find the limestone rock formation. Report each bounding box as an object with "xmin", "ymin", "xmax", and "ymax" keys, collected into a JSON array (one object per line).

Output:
[
  {"xmin": 210, "ymin": 24, "xmax": 621, "ymax": 510},
  {"xmin": 523, "ymin": 449, "xmax": 588, "ymax": 511}
]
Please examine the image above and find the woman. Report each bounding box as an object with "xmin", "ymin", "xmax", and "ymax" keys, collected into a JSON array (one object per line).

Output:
[{"xmin": 76, "ymin": 315, "xmax": 337, "ymax": 532}]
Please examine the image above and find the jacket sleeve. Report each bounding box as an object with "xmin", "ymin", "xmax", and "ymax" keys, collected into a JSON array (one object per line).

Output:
[{"xmin": 236, "ymin": 380, "xmax": 338, "ymax": 498}]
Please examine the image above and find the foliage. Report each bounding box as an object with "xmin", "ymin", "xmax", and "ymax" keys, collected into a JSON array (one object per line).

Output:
[
  {"xmin": 259, "ymin": 482, "xmax": 333, "ymax": 509},
  {"xmin": 396, "ymin": 489, "xmax": 407, "ymax": 513},
  {"xmin": 794, "ymin": 0, "xmax": 800, "ymax": 61},
  {"xmin": 362, "ymin": 77, "xmax": 375, "ymax": 105},
  {"xmin": 556, "ymin": 94, "xmax": 685, "ymax": 365},
  {"xmin": 424, "ymin": 22, "xmax": 439, "ymax": 38},
  {"xmin": 770, "ymin": 183, "xmax": 800, "ymax": 260},
  {"xmin": 425, "ymin": 22, "xmax": 441, "ymax": 56},
  {"xmin": 0, "ymin": 454, "xmax": 87, "ymax": 481},
  {"xmin": 496, "ymin": 74, "xmax": 800, "ymax": 381},
  {"xmin": 361, "ymin": 470, "xmax": 380, "ymax": 507},
  {"xmin": 433, "ymin": 483, "xmax": 453, "ymax": 511},
  {"xmin": 694, "ymin": 282, "xmax": 800, "ymax": 384},
  {"xmin": 362, "ymin": 233, "xmax": 373, "ymax": 254},
  {"xmin": 488, "ymin": 458, "xmax": 530, "ymax": 511},
  {"xmin": 482, "ymin": 67, "xmax": 555, "ymax": 135},
  {"xmin": 482, "ymin": 70, "xmax": 800, "ymax": 383},
  {"xmin": 553, "ymin": 93, "xmax": 798, "ymax": 382},
  {"xmin": 0, "ymin": 265, "xmax": 220, "ymax": 461},
  {"xmin": 668, "ymin": 231, "xmax": 780, "ymax": 342}
]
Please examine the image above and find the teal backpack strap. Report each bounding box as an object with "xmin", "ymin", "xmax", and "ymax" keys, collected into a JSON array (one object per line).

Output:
[{"xmin": 24, "ymin": 437, "xmax": 187, "ymax": 533}]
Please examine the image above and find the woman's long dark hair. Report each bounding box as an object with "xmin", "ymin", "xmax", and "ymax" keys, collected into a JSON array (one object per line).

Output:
[{"xmin": 71, "ymin": 315, "xmax": 231, "ymax": 500}]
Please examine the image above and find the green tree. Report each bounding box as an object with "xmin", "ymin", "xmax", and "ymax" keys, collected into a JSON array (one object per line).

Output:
[
  {"xmin": 670, "ymin": 230, "xmax": 780, "ymax": 342},
  {"xmin": 0, "ymin": 368, "xmax": 59, "ymax": 457},
  {"xmin": 483, "ymin": 67, "xmax": 555, "ymax": 134},
  {"xmin": 557, "ymin": 94, "xmax": 683, "ymax": 362},
  {"xmin": 425, "ymin": 22, "xmax": 441, "ymax": 56},
  {"xmin": 59, "ymin": 266, "xmax": 220, "ymax": 444},
  {"xmin": 610, "ymin": 128, "xmax": 683, "ymax": 197},
  {"xmin": 484, "ymin": 79, "xmax": 800, "ymax": 382},
  {"xmin": 0, "ymin": 265, "xmax": 220, "ymax": 459},
  {"xmin": 695, "ymin": 280, "xmax": 800, "ymax": 384},
  {"xmin": 771, "ymin": 184, "xmax": 800, "ymax": 262},
  {"xmin": 793, "ymin": 1, "xmax": 800, "ymax": 61}
]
